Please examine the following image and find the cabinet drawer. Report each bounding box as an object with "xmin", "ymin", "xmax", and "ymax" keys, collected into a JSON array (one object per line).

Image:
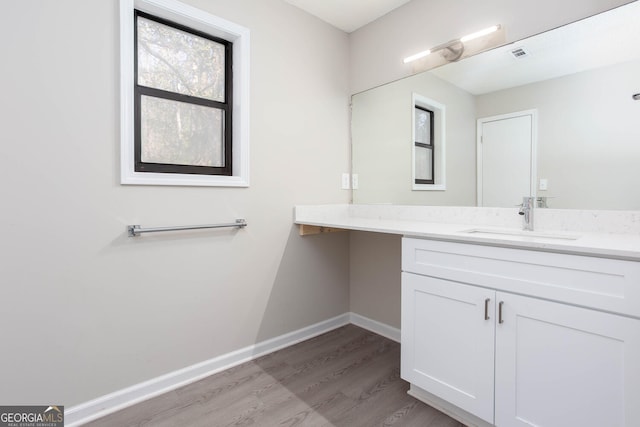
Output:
[{"xmin": 402, "ymin": 238, "xmax": 640, "ymax": 318}]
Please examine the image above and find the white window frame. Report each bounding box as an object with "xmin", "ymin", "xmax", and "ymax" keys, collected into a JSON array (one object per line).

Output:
[
  {"xmin": 412, "ymin": 93, "xmax": 446, "ymax": 191},
  {"xmin": 120, "ymin": 0, "xmax": 250, "ymax": 187}
]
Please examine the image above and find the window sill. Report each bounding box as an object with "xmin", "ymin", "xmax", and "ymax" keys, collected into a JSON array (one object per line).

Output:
[
  {"xmin": 413, "ymin": 184, "xmax": 446, "ymax": 191},
  {"xmin": 122, "ymin": 171, "xmax": 249, "ymax": 187}
]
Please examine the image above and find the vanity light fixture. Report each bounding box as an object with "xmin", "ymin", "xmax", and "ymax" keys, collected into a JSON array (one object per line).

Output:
[
  {"xmin": 403, "ymin": 49, "xmax": 432, "ymax": 63},
  {"xmin": 403, "ymin": 24, "xmax": 501, "ymax": 64},
  {"xmin": 460, "ymin": 25, "xmax": 501, "ymax": 42}
]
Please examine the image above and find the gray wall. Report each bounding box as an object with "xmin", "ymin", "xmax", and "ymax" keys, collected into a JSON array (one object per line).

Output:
[
  {"xmin": 351, "ymin": 71, "xmax": 476, "ymax": 206},
  {"xmin": 0, "ymin": 0, "xmax": 350, "ymax": 406},
  {"xmin": 350, "ymin": 232, "xmax": 402, "ymax": 328},
  {"xmin": 476, "ymin": 59, "xmax": 640, "ymax": 210},
  {"xmin": 348, "ymin": 0, "xmax": 632, "ymax": 330}
]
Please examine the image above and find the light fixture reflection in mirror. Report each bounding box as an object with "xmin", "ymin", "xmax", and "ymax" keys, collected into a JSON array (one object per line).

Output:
[{"xmin": 403, "ymin": 25, "xmax": 505, "ymax": 73}]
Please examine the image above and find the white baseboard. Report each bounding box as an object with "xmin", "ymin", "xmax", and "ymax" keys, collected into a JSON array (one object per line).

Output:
[
  {"xmin": 65, "ymin": 312, "xmax": 397, "ymax": 426},
  {"xmin": 349, "ymin": 312, "xmax": 401, "ymax": 342}
]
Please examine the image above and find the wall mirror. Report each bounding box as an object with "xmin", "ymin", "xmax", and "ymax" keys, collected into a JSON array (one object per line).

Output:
[{"xmin": 351, "ymin": 1, "xmax": 640, "ymax": 210}]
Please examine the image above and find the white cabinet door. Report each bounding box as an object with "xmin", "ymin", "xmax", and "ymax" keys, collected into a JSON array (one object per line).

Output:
[
  {"xmin": 401, "ymin": 272, "xmax": 496, "ymax": 423},
  {"xmin": 495, "ymin": 292, "xmax": 640, "ymax": 427}
]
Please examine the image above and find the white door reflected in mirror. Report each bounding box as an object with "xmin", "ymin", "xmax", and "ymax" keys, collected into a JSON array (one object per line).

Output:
[{"xmin": 477, "ymin": 110, "xmax": 536, "ymax": 208}]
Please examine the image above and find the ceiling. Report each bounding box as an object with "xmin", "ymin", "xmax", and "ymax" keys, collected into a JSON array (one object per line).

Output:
[{"xmin": 283, "ymin": 0, "xmax": 411, "ymax": 33}]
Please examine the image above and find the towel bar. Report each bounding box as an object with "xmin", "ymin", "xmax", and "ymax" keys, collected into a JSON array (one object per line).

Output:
[{"xmin": 127, "ymin": 219, "xmax": 247, "ymax": 237}]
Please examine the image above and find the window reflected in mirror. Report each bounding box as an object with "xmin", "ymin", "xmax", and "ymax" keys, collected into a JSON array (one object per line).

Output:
[
  {"xmin": 414, "ymin": 106, "xmax": 434, "ymax": 184},
  {"xmin": 412, "ymin": 94, "xmax": 446, "ymax": 191}
]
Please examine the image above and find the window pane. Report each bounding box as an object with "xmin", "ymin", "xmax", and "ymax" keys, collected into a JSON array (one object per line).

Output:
[
  {"xmin": 141, "ymin": 95, "xmax": 224, "ymax": 167},
  {"xmin": 137, "ymin": 16, "xmax": 225, "ymax": 102},
  {"xmin": 415, "ymin": 146, "xmax": 433, "ymax": 181},
  {"xmin": 415, "ymin": 108, "xmax": 431, "ymax": 144}
]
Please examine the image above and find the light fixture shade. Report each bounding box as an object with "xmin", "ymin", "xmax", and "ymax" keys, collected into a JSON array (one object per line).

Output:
[
  {"xmin": 460, "ymin": 25, "xmax": 501, "ymax": 42},
  {"xmin": 403, "ymin": 50, "xmax": 431, "ymax": 63}
]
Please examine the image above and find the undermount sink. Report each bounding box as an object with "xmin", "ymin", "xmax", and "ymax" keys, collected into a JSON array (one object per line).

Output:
[{"xmin": 462, "ymin": 228, "xmax": 581, "ymax": 240}]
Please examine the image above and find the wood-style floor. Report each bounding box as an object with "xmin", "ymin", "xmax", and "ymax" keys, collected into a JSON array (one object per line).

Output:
[{"xmin": 84, "ymin": 325, "xmax": 464, "ymax": 427}]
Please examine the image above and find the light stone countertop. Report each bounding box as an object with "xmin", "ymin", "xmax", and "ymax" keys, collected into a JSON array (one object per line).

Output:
[{"xmin": 295, "ymin": 204, "xmax": 640, "ymax": 261}]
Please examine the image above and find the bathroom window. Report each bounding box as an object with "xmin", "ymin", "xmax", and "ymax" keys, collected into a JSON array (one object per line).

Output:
[
  {"xmin": 414, "ymin": 106, "xmax": 434, "ymax": 184},
  {"xmin": 120, "ymin": 0, "xmax": 250, "ymax": 187},
  {"xmin": 135, "ymin": 12, "xmax": 232, "ymax": 176},
  {"xmin": 412, "ymin": 93, "xmax": 446, "ymax": 191}
]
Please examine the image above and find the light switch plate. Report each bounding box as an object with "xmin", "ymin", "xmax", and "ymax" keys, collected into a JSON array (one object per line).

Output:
[
  {"xmin": 351, "ymin": 174, "xmax": 359, "ymax": 190},
  {"xmin": 341, "ymin": 173, "xmax": 350, "ymax": 189},
  {"xmin": 539, "ymin": 178, "xmax": 548, "ymax": 191}
]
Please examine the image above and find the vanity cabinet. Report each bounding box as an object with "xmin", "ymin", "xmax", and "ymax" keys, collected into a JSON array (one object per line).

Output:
[
  {"xmin": 401, "ymin": 238, "xmax": 640, "ymax": 427},
  {"xmin": 402, "ymin": 273, "xmax": 495, "ymax": 421}
]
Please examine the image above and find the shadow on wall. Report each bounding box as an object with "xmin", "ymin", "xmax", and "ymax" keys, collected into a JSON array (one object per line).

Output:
[{"xmin": 253, "ymin": 225, "xmax": 350, "ymax": 345}]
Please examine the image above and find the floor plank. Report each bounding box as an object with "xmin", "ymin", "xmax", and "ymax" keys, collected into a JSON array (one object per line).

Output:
[{"xmin": 84, "ymin": 325, "xmax": 465, "ymax": 427}]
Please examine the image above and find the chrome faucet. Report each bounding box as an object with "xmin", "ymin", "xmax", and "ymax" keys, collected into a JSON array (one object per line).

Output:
[{"xmin": 518, "ymin": 196, "xmax": 535, "ymax": 230}]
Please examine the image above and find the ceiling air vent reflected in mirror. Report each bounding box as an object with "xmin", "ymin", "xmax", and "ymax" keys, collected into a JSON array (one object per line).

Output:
[{"xmin": 509, "ymin": 47, "xmax": 530, "ymax": 59}]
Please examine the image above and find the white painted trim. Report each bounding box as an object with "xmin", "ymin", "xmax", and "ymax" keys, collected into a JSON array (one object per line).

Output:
[
  {"xmin": 476, "ymin": 109, "xmax": 538, "ymax": 206},
  {"xmin": 411, "ymin": 93, "xmax": 446, "ymax": 191},
  {"xmin": 65, "ymin": 313, "xmax": 350, "ymax": 426},
  {"xmin": 476, "ymin": 118, "xmax": 482, "ymax": 206},
  {"xmin": 119, "ymin": 0, "xmax": 250, "ymax": 187},
  {"xmin": 412, "ymin": 183, "xmax": 446, "ymax": 191},
  {"xmin": 349, "ymin": 312, "xmax": 401, "ymax": 342}
]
